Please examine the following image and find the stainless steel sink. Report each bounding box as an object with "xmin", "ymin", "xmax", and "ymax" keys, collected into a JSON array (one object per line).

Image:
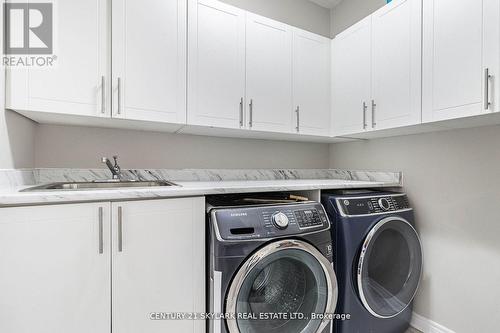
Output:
[{"xmin": 21, "ymin": 180, "xmax": 179, "ymax": 192}]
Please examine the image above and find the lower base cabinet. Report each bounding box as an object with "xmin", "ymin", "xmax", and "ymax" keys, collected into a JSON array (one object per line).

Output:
[
  {"xmin": 0, "ymin": 197, "xmax": 205, "ymax": 333},
  {"xmin": 112, "ymin": 198, "xmax": 205, "ymax": 333}
]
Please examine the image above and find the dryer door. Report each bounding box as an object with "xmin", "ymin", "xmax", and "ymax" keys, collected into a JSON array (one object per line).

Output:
[
  {"xmin": 357, "ymin": 216, "xmax": 423, "ymax": 319},
  {"xmin": 225, "ymin": 239, "xmax": 338, "ymax": 333}
]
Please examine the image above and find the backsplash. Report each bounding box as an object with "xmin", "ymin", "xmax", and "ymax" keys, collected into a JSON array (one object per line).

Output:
[{"xmin": 0, "ymin": 168, "xmax": 403, "ymax": 188}]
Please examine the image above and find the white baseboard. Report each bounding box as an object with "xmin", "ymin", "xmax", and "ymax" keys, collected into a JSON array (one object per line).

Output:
[{"xmin": 411, "ymin": 312, "xmax": 456, "ymax": 333}]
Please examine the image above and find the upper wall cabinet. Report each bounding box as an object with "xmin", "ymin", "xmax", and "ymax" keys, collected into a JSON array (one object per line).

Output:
[
  {"xmin": 245, "ymin": 13, "xmax": 293, "ymax": 133},
  {"xmin": 292, "ymin": 28, "xmax": 331, "ymax": 136},
  {"xmin": 423, "ymin": 0, "xmax": 500, "ymax": 122},
  {"xmin": 331, "ymin": 17, "xmax": 372, "ymax": 137},
  {"xmin": 371, "ymin": 0, "xmax": 421, "ymax": 130},
  {"xmin": 6, "ymin": 0, "xmax": 187, "ymax": 127},
  {"xmin": 6, "ymin": 0, "xmax": 109, "ymax": 118},
  {"xmin": 332, "ymin": 0, "xmax": 422, "ymax": 137},
  {"xmin": 187, "ymin": 1, "xmax": 331, "ymax": 137},
  {"xmin": 112, "ymin": 0, "xmax": 186, "ymax": 124},
  {"xmin": 187, "ymin": 0, "xmax": 246, "ymax": 129}
]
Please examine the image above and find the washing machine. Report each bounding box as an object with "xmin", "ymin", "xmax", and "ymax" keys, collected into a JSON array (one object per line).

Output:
[
  {"xmin": 207, "ymin": 195, "xmax": 339, "ymax": 333},
  {"xmin": 321, "ymin": 191, "xmax": 423, "ymax": 333}
]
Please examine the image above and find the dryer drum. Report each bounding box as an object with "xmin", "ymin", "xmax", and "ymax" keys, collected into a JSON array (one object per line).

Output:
[
  {"xmin": 357, "ymin": 217, "xmax": 423, "ymax": 319},
  {"xmin": 226, "ymin": 239, "xmax": 338, "ymax": 333}
]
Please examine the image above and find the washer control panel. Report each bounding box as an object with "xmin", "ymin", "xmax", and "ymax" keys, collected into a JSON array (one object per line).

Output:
[
  {"xmin": 294, "ymin": 209, "xmax": 326, "ymax": 229},
  {"xmin": 213, "ymin": 202, "xmax": 330, "ymax": 241},
  {"xmin": 337, "ymin": 194, "xmax": 410, "ymax": 216}
]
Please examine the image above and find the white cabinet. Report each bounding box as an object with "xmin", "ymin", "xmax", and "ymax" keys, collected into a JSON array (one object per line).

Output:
[
  {"xmin": 7, "ymin": 0, "xmax": 187, "ymax": 126},
  {"xmin": 371, "ymin": 0, "xmax": 421, "ymax": 129},
  {"xmin": 0, "ymin": 203, "xmax": 111, "ymax": 333},
  {"xmin": 188, "ymin": 0, "xmax": 246, "ymax": 129},
  {"xmin": 331, "ymin": 0, "xmax": 422, "ymax": 136},
  {"xmin": 246, "ymin": 13, "xmax": 293, "ymax": 133},
  {"xmin": 332, "ymin": 17, "xmax": 372, "ymax": 136},
  {"xmin": 0, "ymin": 197, "xmax": 205, "ymax": 333},
  {"xmin": 112, "ymin": 0, "xmax": 186, "ymax": 124},
  {"xmin": 423, "ymin": 0, "xmax": 500, "ymax": 122},
  {"xmin": 188, "ymin": 1, "xmax": 332, "ymax": 137},
  {"xmin": 6, "ymin": 0, "xmax": 110, "ymax": 117},
  {"xmin": 112, "ymin": 198, "xmax": 205, "ymax": 333},
  {"xmin": 292, "ymin": 28, "xmax": 331, "ymax": 136}
]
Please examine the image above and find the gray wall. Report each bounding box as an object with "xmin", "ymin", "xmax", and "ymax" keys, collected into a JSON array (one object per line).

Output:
[
  {"xmin": 34, "ymin": 125, "xmax": 330, "ymax": 169},
  {"xmin": 330, "ymin": 0, "xmax": 385, "ymax": 36},
  {"xmin": 329, "ymin": 127, "xmax": 500, "ymax": 332},
  {"xmin": 222, "ymin": 0, "xmax": 331, "ymax": 37},
  {"xmin": 0, "ymin": 62, "xmax": 36, "ymax": 169},
  {"xmin": 0, "ymin": 110, "xmax": 35, "ymax": 169}
]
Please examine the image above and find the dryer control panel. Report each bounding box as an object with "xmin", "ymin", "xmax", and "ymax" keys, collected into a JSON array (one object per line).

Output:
[
  {"xmin": 337, "ymin": 194, "xmax": 410, "ymax": 216},
  {"xmin": 212, "ymin": 202, "xmax": 330, "ymax": 241}
]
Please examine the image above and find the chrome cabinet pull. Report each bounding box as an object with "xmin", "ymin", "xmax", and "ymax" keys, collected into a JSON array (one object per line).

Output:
[
  {"xmin": 117, "ymin": 77, "xmax": 122, "ymax": 115},
  {"xmin": 101, "ymin": 76, "xmax": 105, "ymax": 114},
  {"xmin": 239, "ymin": 97, "xmax": 244, "ymax": 127},
  {"xmin": 118, "ymin": 206, "xmax": 123, "ymax": 252},
  {"xmin": 485, "ymin": 68, "xmax": 492, "ymax": 110},
  {"xmin": 98, "ymin": 207, "xmax": 104, "ymax": 254},
  {"xmin": 295, "ymin": 106, "xmax": 300, "ymax": 132},
  {"xmin": 371, "ymin": 100, "xmax": 377, "ymax": 128},
  {"xmin": 363, "ymin": 102, "xmax": 368, "ymax": 129},
  {"xmin": 249, "ymin": 99, "xmax": 253, "ymax": 128}
]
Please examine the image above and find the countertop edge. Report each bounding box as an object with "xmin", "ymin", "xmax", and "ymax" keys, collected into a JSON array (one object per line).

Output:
[{"xmin": 0, "ymin": 180, "xmax": 401, "ymax": 208}]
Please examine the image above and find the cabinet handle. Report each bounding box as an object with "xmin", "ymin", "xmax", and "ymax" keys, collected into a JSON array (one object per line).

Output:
[
  {"xmin": 371, "ymin": 100, "xmax": 377, "ymax": 128},
  {"xmin": 485, "ymin": 68, "xmax": 492, "ymax": 110},
  {"xmin": 117, "ymin": 77, "xmax": 122, "ymax": 115},
  {"xmin": 101, "ymin": 76, "xmax": 106, "ymax": 114},
  {"xmin": 98, "ymin": 207, "xmax": 104, "ymax": 254},
  {"xmin": 249, "ymin": 99, "xmax": 253, "ymax": 128},
  {"xmin": 239, "ymin": 97, "xmax": 244, "ymax": 127},
  {"xmin": 295, "ymin": 106, "xmax": 300, "ymax": 132},
  {"xmin": 363, "ymin": 102, "xmax": 368, "ymax": 129},
  {"xmin": 118, "ymin": 206, "xmax": 123, "ymax": 252}
]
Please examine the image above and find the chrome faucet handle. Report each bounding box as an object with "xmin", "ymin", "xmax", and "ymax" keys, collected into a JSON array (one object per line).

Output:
[
  {"xmin": 112, "ymin": 156, "xmax": 121, "ymax": 173},
  {"xmin": 101, "ymin": 155, "xmax": 122, "ymax": 180}
]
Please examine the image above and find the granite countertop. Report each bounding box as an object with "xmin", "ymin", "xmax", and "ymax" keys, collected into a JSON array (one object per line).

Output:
[{"xmin": 0, "ymin": 169, "xmax": 403, "ymax": 207}]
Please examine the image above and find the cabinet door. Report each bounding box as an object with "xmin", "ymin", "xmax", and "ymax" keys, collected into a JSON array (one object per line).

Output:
[
  {"xmin": 331, "ymin": 17, "xmax": 372, "ymax": 136},
  {"xmin": 371, "ymin": 0, "xmax": 422, "ymax": 130},
  {"xmin": 112, "ymin": 197, "xmax": 205, "ymax": 333},
  {"xmin": 188, "ymin": 0, "xmax": 246, "ymax": 129},
  {"xmin": 246, "ymin": 13, "xmax": 293, "ymax": 133},
  {"xmin": 292, "ymin": 28, "xmax": 331, "ymax": 136},
  {"xmin": 0, "ymin": 203, "xmax": 111, "ymax": 333},
  {"xmin": 422, "ymin": 0, "xmax": 499, "ymax": 121},
  {"xmin": 6, "ymin": 0, "xmax": 109, "ymax": 117},
  {"xmin": 483, "ymin": 0, "xmax": 500, "ymax": 114},
  {"xmin": 112, "ymin": 0, "xmax": 187, "ymax": 124}
]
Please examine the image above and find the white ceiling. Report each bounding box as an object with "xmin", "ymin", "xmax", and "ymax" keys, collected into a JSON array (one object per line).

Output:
[{"xmin": 308, "ymin": 0, "xmax": 343, "ymax": 9}]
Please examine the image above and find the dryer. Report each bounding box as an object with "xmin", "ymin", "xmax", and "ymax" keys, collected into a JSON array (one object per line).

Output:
[
  {"xmin": 207, "ymin": 196, "xmax": 338, "ymax": 333},
  {"xmin": 322, "ymin": 191, "xmax": 423, "ymax": 333}
]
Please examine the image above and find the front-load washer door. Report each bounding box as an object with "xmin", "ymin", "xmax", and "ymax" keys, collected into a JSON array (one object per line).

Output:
[
  {"xmin": 225, "ymin": 239, "xmax": 338, "ymax": 333},
  {"xmin": 357, "ymin": 216, "xmax": 423, "ymax": 319}
]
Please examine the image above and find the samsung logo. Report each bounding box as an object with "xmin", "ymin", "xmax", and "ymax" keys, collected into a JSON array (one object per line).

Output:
[{"xmin": 230, "ymin": 212, "xmax": 248, "ymax": 217}]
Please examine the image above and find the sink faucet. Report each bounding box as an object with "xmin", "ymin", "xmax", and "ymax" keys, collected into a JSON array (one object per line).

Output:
[{"xmin": 101, "ymin": 155, "xmax": 123, "ymax": 180}]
